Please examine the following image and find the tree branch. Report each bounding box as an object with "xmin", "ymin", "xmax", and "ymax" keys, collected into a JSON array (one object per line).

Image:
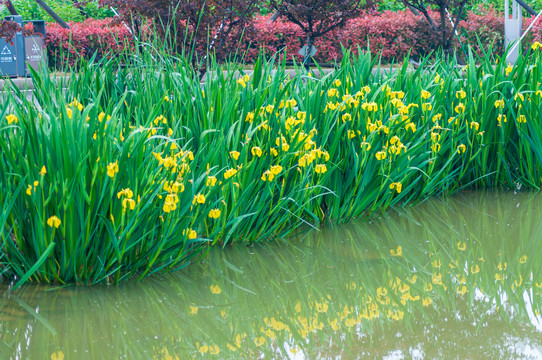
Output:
[
  {"xmin": 415, "ymin": 5, "xmax": 440, "ymax": 34},
  {"xmin": 34, "ymin": 0, "xmax": 70, "ymax": 29},
  {"xmin": 447, "ymin": 0, "xmax": 466, "ymax": 43},
  {"xmin": 3, "ymin": 0, "xmax": 19, "ymax": 15}
]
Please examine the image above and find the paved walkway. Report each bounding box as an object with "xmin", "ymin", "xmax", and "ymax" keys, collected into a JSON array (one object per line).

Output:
[
  {"xmin": 0, "ymin": 76, "xmax": 40, "ymax": 90},
  {"xmin": 1, "ymin": 65, "xmax": 404, "ymax": 88},
  {"xmin": 0, "ymin": 66, "xmax": 403, "ymax": 106}
]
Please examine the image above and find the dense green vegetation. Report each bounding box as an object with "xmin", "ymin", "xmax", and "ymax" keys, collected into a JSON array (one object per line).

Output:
[
  {"xmin": 1, "ymin": 43, "xmax": 542, "ymax": 287},
  {"xmin": 0, "ymin": 0, "xmax": 112, "ymax": 21}
]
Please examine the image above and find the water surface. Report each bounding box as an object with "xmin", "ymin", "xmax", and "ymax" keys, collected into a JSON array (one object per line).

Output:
[{"xmin": 1, "ymin": 191, "xmax": 542, "ymax": 359}]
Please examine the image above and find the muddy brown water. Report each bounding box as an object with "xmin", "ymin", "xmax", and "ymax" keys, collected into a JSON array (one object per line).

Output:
[{"xmin": 1, "ymin": 191, "xmax": 542, "ymax": 359}]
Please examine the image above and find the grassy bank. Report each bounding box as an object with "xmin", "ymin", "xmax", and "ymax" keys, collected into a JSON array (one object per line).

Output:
[{"xmin": 1, "ymin": 44, "xmax": 542, "ymax": 287}]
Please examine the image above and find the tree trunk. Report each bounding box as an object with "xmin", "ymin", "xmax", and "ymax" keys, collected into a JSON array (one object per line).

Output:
[
  {"xmin": 439, "ymin": 6, "xmax": 447, "ymax": 55},
  {"xmin": 303, "ymin": 34, "xmax": 313, "ymax": 68},
  {"xmin": 69, "ymin": 0, "xmax": 89, "ymax": 19},
  {"xmin": 5, "ymin": 0, "xmax": 18, "ymax": 15},
  {"xmin": 34, "ymin": 0, "xmax": 70, "ymax": 29}
]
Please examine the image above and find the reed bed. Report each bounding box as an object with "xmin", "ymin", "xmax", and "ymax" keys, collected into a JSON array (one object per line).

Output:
[{"xmin": 1, "ymin": 42, "xmax": 542, "ymax": 287}]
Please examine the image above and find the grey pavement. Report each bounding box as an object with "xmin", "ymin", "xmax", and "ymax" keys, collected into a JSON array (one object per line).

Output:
[{"xmin": 0, "ymin": 66, "xmax": 403, "ymax": 107}]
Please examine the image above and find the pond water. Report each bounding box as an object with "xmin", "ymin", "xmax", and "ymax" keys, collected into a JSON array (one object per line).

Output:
[{"xmin": 1, "ymin": 192, "xmax": 542, "ymax": 359}]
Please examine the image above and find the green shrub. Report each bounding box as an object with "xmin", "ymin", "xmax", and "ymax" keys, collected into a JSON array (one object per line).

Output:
[
  {"xmin": 0, "ymin": 0, "xmax": 113, "ymax": 22},
  {"xmin": 468, "ymin": 0, "xmax": 542, "ymax": 14}
]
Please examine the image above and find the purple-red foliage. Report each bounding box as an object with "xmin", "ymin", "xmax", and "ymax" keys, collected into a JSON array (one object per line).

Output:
[
  {"xmin": 269, "ymin": 0, "xmax": 367, "ymax": 39},
  {"xmin": 401, "ymin": 0, "xmax": 471, "ymax": 55},
  {"xmin": 243, "ymin": 10, "xmax": 444, "ymax": 62},
  {"xmin": 22, "ymin": 23, "xmax": 41, "ymax": 37},
  {"xmin": 43, "ymin": 8, "xmax": 542, "ymax": 65},
  {"xmin": 98, "ymin": 0, "xmax": 258, "ymax": 67},
  {"xmin": 44, "ymin": 19, "xmax": 133, "ymax": 66},
  {"xmin": 0, "ymin": 19, "xmax": 22, "ymax": 45},
  {"xmin": 459, "ymin": 6, "xmax": 504, "ymax": 55}
]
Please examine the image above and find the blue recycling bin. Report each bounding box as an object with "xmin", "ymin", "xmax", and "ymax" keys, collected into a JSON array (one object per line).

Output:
[
  {"xmin": 0, "ymin": 15, "xmax": 25, "ymax": 77},
  {"xmin": 0, "ymin": 16, "xmax": 47, "ymax": 77}
]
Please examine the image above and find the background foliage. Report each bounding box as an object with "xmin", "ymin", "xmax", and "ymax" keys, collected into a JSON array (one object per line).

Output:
[
  {"xmin": 0, "ymin": 0, "xmax": 112, "ymax": 22},
  {"xmin": 43, "ymin": 8, "xmax": 542, "ymax": 65}
]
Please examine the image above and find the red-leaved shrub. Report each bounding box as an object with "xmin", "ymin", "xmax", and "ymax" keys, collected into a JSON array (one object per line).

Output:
[
  {"xmin": 459, "ymin": 6, "xmax": 504, "ymax": 56},
  {"xmin": 45, "ymin": 18, "xmax": 133, "ymax": 67},
  {"xmin": 43, "ymin": 8, "xmax": 539, "ymax": 65}
]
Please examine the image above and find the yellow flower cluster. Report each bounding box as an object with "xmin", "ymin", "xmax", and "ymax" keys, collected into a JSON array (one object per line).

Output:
[
  {"xmin": 375, "ymin": 151, "xmax": 386, "ymax": 161},
  {"xmin": 224, "ymin": 168, "xmax": 238, "ymax": 179},
  {"xmin": 206, "ymin": 176, "xmax": 217, "ymax": 187},
  {"xmin": 251, "ymin": 146, "xmax": 262, "ymax": 157},
  {"xmin": 68, "ymin": 98, "xmax": 84, "ymax": 111},
  {"xmin": 388, "ymin": 135, "xmax": 406, "ymax": 156},
  {"xmin": 117, "ymin": 188, "xmax": 136, "ymax": 210},
  {"xmin": 107, "ymin": 161, "xmax": 119, "ymax": 178},
  {"xmin": 389, "ymin": 182, "xmax": 402, "ymax": 193},
  {"xmin": 182, "ymin": 228, "xmax": 197, "ymax": 239},
  {"xmin": 192, "ymin": 193, "xmax": 206, "ymax": 205},
  {"xmin": 208, "ymin": 209, "xmax": 221, "ymax": 219},
  {"xmin": 6, "ymin": 114, "xmax": 18, "ymax": 124},
  {"xmin": 237, "ymin": 74, "xmax": 250, "ymax": 88},
  {"xmin": 230, "ymin": 151, "xmax": 240, "ymax": 160},
  {"xmin": 47, "ymin": 216, "xmax": 61, "ymax": 229},
  {"xmin": 261, "ymin": 165, "xmax": 283, "ymax": 181},
  {"xmin": 298, "ymin": 148, "xmax": 329, "ymax": 171},
  {"xmin": 161, "ymin": 178, "xmax": 185, "ymax": 213},
  {"xmin": 153, "ymin": 149, "xmax": 193, "ymax": 174},
  {"xmin": 163, "ymin": 194, "xmax": 179, "ymax": 213},
  {"xmin": 26, "ymin": 180, "xmax": 39, "ymax": 196}
]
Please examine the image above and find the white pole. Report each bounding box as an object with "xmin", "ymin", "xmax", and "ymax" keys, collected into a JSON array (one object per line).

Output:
[
  {"xmin": 110, "ymin": 7, "xmax": 139, "ymax": 42},
  {"xmin": 506, "ymin": 8, "xmax": 542, "ymax": 62}
]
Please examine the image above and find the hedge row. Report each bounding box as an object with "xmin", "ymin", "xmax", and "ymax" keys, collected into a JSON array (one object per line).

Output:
[
  {"xmin": 44, "ymin": 18, "xmax": 133, "ymax": 66},
  {"xmin": 43, "ymin": 7, "xmax": 542, "ymax": 65}
]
